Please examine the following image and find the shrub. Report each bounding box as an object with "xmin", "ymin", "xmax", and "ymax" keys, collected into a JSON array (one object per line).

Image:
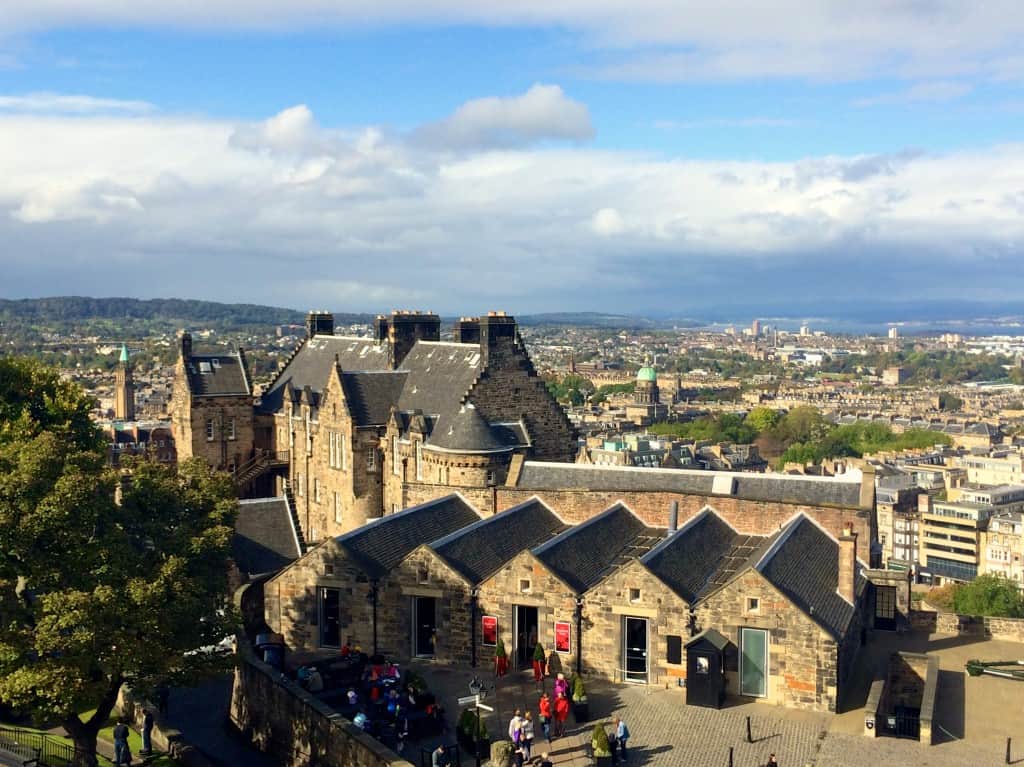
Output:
[
  {"xmin": 572, "ymin": 674, "xmax": 586, "ymax": 701},
  {"xmin": 533, "ymin": 642, "xmax": 546, "ymax": 662},
  {"xmin": 458, "ymin": 708, "xmax": 488, "ymax": 740},
  {"xmin": 591, "ymin": 724, "xmax": 611, "ymax": 757},
  {"xmin": 495, "ymin": 638, "xmax": 507, "ymax": 658}
]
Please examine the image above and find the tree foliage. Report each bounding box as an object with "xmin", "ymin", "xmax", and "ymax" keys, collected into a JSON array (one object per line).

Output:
[
  {"xmin": 951, "ymin": 575, "xmax": 1024, "ymax": 618},
  {"xmin": 0, "ymin": 356, "xmax": 238, "ymax": 764}
]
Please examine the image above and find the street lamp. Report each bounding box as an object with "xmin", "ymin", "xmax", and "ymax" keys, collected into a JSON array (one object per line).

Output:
[
  {"xmin": 469, "ymin": 587, "xmax": 479, "ymax": 668},
  {"xmin": 573, "ymin": 597, "xmax": 584, "ymax": 675}
]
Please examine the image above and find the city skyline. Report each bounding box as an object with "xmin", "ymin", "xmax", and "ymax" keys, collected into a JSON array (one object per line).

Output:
[{"xmin": 2, "ymin": 2, "xmax": 1024, "ymax": 312}]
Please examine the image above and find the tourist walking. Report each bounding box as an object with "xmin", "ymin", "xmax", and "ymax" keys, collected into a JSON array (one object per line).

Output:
[
  {"xmin": 521, "ymin": 711, "xmax": 535, "ymax": 761},
  {"xmin": 554, "ymin": 692, "xmax": 569, "ymax": 738},
  {"xmin": 538, "ymin": 692, "xmax": 552, "ymax": 742},
  {"xmin": 766, "ymin": 754, "xmax": 778, "ymax": 766},
  {"xmin": 614, "ymin": 717, "xmax": 630, "ymax": 762},
  {"xmin": 554, "ymin": 672, "xmax": 569, "ymax": 700},
  {"xmin": 508, "ymin": 708, "xmax": 523, "ymax": 744},
  {"xmin": 112, "ymin": 719, "xmax": 131, "ymax": 766}
]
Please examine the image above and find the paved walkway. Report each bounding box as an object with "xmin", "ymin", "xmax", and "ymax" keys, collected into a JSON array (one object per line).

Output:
[
  {"xmin": 162, "ymin": 676, "xmax": 280, "ymax": 767},
  {"xmin": 411, "ymin": 629, "xmax": 1024, "ymax": 767}
]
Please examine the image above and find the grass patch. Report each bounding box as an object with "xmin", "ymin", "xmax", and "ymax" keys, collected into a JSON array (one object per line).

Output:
[{"xmin": 79, "ymin": 710, "xmax": 181, "ymax": 766}]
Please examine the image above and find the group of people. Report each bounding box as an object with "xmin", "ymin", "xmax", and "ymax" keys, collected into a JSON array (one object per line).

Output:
[
  {"xmin": 111, "ymin": 709, "xmax": 156, "ymax": 767},
  {"xmin": 511, "ymin": 697, "xmax": 629, "ymax": 765}
]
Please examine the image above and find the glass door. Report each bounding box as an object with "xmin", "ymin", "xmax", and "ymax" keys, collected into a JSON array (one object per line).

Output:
[
  {"xmin": 623, "ymin": 617, "xmax": 648, "ymax": 683},
  {"xmin": 739, "ymin": 627, "xmax": 768, "ymax": 697}
]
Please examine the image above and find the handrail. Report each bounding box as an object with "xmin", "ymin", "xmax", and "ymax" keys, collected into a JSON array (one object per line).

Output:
[{"xmin": 0, "ymin": 725, "xmax": 116, "ymax": 767}]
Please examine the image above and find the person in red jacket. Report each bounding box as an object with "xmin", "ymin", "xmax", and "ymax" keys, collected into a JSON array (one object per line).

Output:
[
  {"xmin": 554, "ymin": 691, "xmax": 570, "ymax": 738},
  {"xmin": 538, "ymin": 692, "xmax": 552, "ymax": 742}
]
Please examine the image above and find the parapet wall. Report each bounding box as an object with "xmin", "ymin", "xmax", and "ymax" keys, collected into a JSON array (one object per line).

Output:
[
  {"xmin": 229, "ymin": 640, "xmax": 413, "ymax": 767},
  {"xmin": 909, "ymin": 609, "xmax": 1024, "ymax": 643}
]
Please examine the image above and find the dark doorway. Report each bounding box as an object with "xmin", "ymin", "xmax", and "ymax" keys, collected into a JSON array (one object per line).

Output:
[
  {"xmin": 514, "ymin": 605, "xmax": 539, "ymax": 669},
  {"xmin": 883, "ymin": 705, "xmax": 921, "ymax": 740},
  {"xmin": 413, "ymin": 596, "xmax": 436, "ymax": 657},
  {"xmin": 319, "ymin": 587, "xmax": 341, "ymax": 648},
  {"xmin": 623, "ymin": 617, "xmax": 648, "ymax": 683},
  {"xmin": 874, "ymin": 585, "xmax": 897, "ymax": 631}
]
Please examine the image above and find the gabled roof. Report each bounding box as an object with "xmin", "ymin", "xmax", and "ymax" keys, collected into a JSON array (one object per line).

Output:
[
  {"xmin": 232, "ymin": 497, "xmax": 302, "ymax": 577},
  {"xmin": 396, "ymin": 341, "xmax": 482, "ymax": 418},
  {"xmin": 754, "ymin": 515, "xmax": 858, "ymax": 639},
  {"xmin": 258, "ymin": 336, "xmax": 389, "ymax": 413},
  {"xmin": 185, "ymin": 352, "xmax": 250, "ymax": 396},
  {"xmin": 533, "ymin": 502, "xmax": 664, "ymax": 593},
  {"xmin": 642, "ymin": 510, "xmax": 745, "ymax": 603},
  {"xmin": 429, "ymin": 497, "xmax": 568, "ymax": 583},
  {"xmin": 686, "ymin": 627, "xmax": 730, "ymax": 651},
  {"xmin": 336, "ymin": 494, "xmax": 482, "ymax": 578},
  {"xmin": 513, "ymin": 462, "xmax": 865, "ymax": 509},
  {"xmin": 342, "ymin": 371, "xmax": 408, "ymax": 426}
]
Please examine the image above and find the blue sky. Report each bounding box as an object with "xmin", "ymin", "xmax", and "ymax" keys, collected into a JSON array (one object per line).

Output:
[{"xmin": 1, "ymin": 2, "xmax": 1023, "ymax": 316}]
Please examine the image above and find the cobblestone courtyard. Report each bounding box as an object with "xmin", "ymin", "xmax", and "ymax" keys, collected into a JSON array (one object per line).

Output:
[{"xmin": 411, "ymin": 630, "xmax": 1024, "ymax": 767}]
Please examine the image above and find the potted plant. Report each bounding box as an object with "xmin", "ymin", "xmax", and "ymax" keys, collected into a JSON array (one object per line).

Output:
[
  {"xmin": 495, "ymin": 637, "xmax": 509, "ymax": 677},
  {"xmin": 591, "ymin": 724, "xmax": 612, "ymax": 767},
  {"xmin": 571, "ymin": 673, "xmax": 589, "ymax": 722},
  {"xmin": 457, "ymin": 708, "xmax": 490, "ymax": 757},
  {"xmin": 532, "ymin": 642, "xmax": 546, "ymax": 682}
]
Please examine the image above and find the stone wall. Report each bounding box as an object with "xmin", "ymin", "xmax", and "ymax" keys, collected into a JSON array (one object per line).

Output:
[
  {"xmin": 476, "ymin": 550, "xmax": 580, "ymax": 675},
  {"xmin": 695, "ymin": 570, "xmax": 842, "ymax": 712},
  {"xmin": 581, "ymin": 559, "xmax": 691, "ymax": 686},
  {"xmin": 496, "ymin": 488, "xmax": 873, "ymax": 546},
  {"xmin": 909, "ymin": 609, "xmax": 1024, "ymax": 642},
  {"xmin": 230, "ymin": 641, "xmax": 413, "ymax": 767}
]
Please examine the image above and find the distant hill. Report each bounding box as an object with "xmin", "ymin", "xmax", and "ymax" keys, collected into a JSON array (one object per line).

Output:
[{"xmin": 518, "ymin": 312, "xmax": 659, "ymax": 328}]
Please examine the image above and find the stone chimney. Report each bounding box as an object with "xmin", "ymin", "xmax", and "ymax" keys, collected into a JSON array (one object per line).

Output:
[
  {"xmin": 838, "ymin": 525, "xmax": 858, "ymax": 604},
  {"xmin": 478, "ymin": 311, "xmax": 519, "ymax": 367},
  {"xmin": 668, "ymin": 500, "xmax": 679, "ymax": 536},
  {"xmin": 180, "ymin": 330, "xmax": 192, "ymax": 362},
  {"xmin": 306, "ymin": 310, "xmax": 335, "ymax": 339},
  {"xmin": 453, "ymin": 316, "xmax": 481, "ymax": 344},
  {"xmin": 388, "ymin": 310, "xmax": 441, "ymax": 368}
]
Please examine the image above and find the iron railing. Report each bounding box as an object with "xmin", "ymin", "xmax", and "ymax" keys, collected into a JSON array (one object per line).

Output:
[{"xmin": 0, "ymin": 725, "xmax": 114, "ymax": 767}]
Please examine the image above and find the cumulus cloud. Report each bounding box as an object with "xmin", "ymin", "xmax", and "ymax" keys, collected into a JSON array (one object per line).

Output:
[
  {"xmin": 1, "ymin": 101, "xmax": 1024, "ymax": 311},
  {"xmin": 0, "ymin": 91, "xmax": 155, "ymax": 114},
  {"xmin": 412, "ymin": 84, "xmax": 593, "ymax": 150}
]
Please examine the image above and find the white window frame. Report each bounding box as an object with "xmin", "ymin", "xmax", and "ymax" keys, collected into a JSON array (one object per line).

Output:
[
  {"xmin": 205, "ymin": 418, "xmax": 215, "ymax": 441},
  {"xmin": 340, "ymin": 433, "xmax": 347, "ymax": 471},
  {"xmin": 314, "ymin": 478, "xmax": 321, "ymax": 504},
  {"xmin": 415, "ymin": 441, "xmax": 423, "ymax": 481},
  {"xmin": 393, "ymin": 436, "xmax": 401, "ymax": 475},
  {"xmin": 367, "ymin": 447, "xmax": 376, "ymax": 470},
  {"xmin": 227, "ymin": 418, "xmax": 236, "ymax": 441}
]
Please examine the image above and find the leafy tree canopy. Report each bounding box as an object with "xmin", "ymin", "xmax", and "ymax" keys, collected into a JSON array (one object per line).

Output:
[
  {"xmin": 0, "ymin": 356, "xmax": 238, "ymax": 764},
  {"xmin": 951, "ymin": 574, "xmax": 1024, "ymax": 618}
]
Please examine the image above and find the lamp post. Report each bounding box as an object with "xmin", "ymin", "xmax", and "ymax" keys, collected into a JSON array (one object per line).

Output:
[
  {"xmin": 573, "ymin": 597, "xmax": 584, "ymax": 675},
  {"xmin": 366, "ymin": 579, "xmax": 379, "ymax": 656},
  {"xmin": 470, "ymin": 587, "xmax": 479, "ymax": 668}
]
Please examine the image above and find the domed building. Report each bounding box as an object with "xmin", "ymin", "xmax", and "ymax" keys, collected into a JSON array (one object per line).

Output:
[{"xmin": 625, "ymin": 361, "xmax": 669, "ymax": 426}]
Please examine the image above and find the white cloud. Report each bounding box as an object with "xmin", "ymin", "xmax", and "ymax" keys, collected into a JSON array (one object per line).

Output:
[
  {"xmin": 0, "ymin": 91, "xmax": 154, "ymax": 114},
  {"xmin": 1, "ymin": 100, "xmax": 1024, "ymax": 309},
  {"xmin": 6, "ymin": 1, "xmax": 1022, "ymax": 83},
  {"xmin": 413, "ymin": 84, "xmax": 593, "ymax": 149},
  {"xmin": 592, "ymin": 208, "xmax": 626, "ymax": 236},
  {"xmin": 853, "ymin": 81, "xmax": 974, "ymax": 107}
]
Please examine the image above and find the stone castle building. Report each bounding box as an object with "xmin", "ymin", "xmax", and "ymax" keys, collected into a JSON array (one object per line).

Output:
[{"xmin": 171, "ymin": 310, "xmax": 577, "ymax": 543}]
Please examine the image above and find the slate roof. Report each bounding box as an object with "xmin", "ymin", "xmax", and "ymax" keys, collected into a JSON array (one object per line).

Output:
[
  {"xmin": 686, "ymin": 627, "xmax": 730, "ymax": 651},
  {"xmin": 426, "ymin": 403, "xmax": 511, "ymax": 453},
  {"xmin": 396, "ymin": 341, "xmax": 482, "ymax": 418},
  {"xmin": 533, "ymin": 503, "xmax": 664, "ymax": 593},
  {"xmin": 258, "ymin": 336, "xmax": 389, "ymax": 413},
  {"xmin": 232, "ymin": 497, "xmax": 302, "ymax": 577},
  {"xmin": 755, "ymin": 516, "xmax": 857, "ymax": 639},
  {"xmin": 185, "ymin": 353, "xmax": 250, "ymax": 396},
  {"xmin": 643, "ymin": 511, "xmax": 746, "ymax": 603},
  {"xmin": 429, "ymin": 498, "xmax": 569, "ymax": 583},
  {"xmin": 514, "ymin": 462, "xmax": 865, "ymax": 509},
  {"xmin": 336, "ymin": 494, "xmax": 482, "ymax": 578},
  {"xmin": 342, "ymin": 371, "xmax": 408, "ymax": 426}
]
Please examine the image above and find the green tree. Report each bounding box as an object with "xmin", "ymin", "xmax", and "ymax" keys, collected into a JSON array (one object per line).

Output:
[
  {"xmin": 0, "ymin": 357, "xmax": 238, "ymax": 765},
  {"xmin": 744, "ymin": 406, "xmax": 780, "ymax": 433},
  {"xmin": 951, "ymin": 574, "xmax": 1024, "ymax": 618}
]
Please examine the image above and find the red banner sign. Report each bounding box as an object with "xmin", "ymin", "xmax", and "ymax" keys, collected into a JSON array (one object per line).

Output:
[
  {"xmin": 554, "ymin": 621, "xmax": 571, "ymax": 654},
  {"xmin": 482, "ymin": 615, "xmax": 498, "ymax": 646}
]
